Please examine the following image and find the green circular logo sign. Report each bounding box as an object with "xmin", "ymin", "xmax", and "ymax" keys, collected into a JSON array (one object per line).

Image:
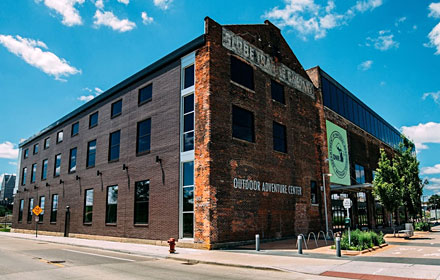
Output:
[{"xmin": 329, "ymin": 131, "xmax": 348, "ymax": 180}]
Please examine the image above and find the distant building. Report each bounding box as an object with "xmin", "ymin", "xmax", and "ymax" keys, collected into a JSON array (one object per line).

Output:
[{"xmin": 1, "ymin": 174, "xmax": 16, "ymax": 204}]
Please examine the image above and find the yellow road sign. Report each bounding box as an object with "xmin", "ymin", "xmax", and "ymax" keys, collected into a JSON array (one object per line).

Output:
[{"xmin": 32, "ymin": 205, "xmax": 42, "ymax": 216}]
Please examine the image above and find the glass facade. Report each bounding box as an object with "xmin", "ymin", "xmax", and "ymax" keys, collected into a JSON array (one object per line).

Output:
[
  {"xmin": 182, "ymin": 94, "xmax": 194, "ymax": 152},
  {"xmin": 87, "ymin": 140, "xmax": 96, "ymax": 168},
  {"xmin": 39, "ymin": 196, "xmax": 45, "ymax": 222},
  {"xmin": 137, "ymin": 119, "xmax": 151, "ymax": 155},
  {"xmin": 27, "ymin": 198, "xmax": 33, "ymax": 223},
  {"xmin": 321, "ymin": 74, "xmax": 401, "ymax": 149},
  {"xmin": 106, "ymin": 185, "xmax": 118, "ymax": 224},
  {"xmin": 182, "ymin": 161, "xmax": 194, "ymax": 238},
  {"xmin": 54, "ymin": 154, "xmax": 61, "ymax": 177},
  {"xmin": 84, "ymin": 189, "xmax": 93, "ymax": 224},
  {"xmin": 109, "ymin": 131, "xmax": 120, "ymax": 161},
  {"xmin": 69, "ymin": 148, "xmax": 77, "ymax": 173},
  {"xmin": 134, "ymin": 180, "xmax": 149, "ymax": 224},
  {"xmin": 50, "ymin": 194, "xmax": 58, "ymax": 223}
]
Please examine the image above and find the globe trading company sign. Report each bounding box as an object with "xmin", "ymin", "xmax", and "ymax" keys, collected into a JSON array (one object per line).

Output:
[
  {"xmin": 222, "ymin": 27, "xmax": 315, "ymax": 99},
  {"xmin": 326, "ymin": 120, "xmax": 351, "ymax": 186},
  {"xmin": 233, "ymin": 178, "xmax": 302, "ymax": 196}
]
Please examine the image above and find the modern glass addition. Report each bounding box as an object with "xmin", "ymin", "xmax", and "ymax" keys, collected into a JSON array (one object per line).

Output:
[
  {"xmin": 21, "ymin": 167, "xmax": 27, "ymax": 185},
  {"xmin": 71, "ymin": 122, "xmax": 79, "ymax": 136},
  {"xmin": 271, "ymin": 80, "xmax": 285, "ymax": 104},
  {"xmin": 273, "ymin": 121, "xmax": 287, "ymax": 153},
  {"xmin": 232, "ymin": 105, "xmax": 255, "ymax": 142},
  {"xmin": 108, "ymin": 131, "xmax": 120, "ymax": 161},
  {"xmin": 137, "ymin": 119, "xmax": 151, "ymax": 155},
  {"xmin": 182, "ymin": 94, "xmax": 194, "ymax": 151},
  {"xmin": 39, "ymin": 196, "xmax": 45, "ymax": 222},
  {"xmin": 134, "ymin": 180, "xmax": 149, "ymax": 224},
  {"xmin": 311, "ymin": 181, "xmax": 318, "ymax": 204},
  {"xmin": 87, "ymin": 140, "xmax": 96, "ymax": 168},
  {"xmin": 54, "ymin": 154, "xmax": 61, "ymax": 177},
  {"xmin": 50, "ymin": 194, "xmax": 58, "ymax": 223},
  {"xmin": 31, "ymin": 163, "xmax": 37, "ymax": 183},
  {"xmin": 24, "ymin": 149, "xmax": 29, "ymax": 159},
  {"xmin": 69, "ymin": 148, "xmax": 77, "ymax": 173},
  {"xmin": 184, "ymin": 64, "xmax": 194, "ymax": 89},
  {"xmin": 111, "ymin": 100, "xmax": 122, "ymax": 118},
  {"xmin": 44, "ymin": 138, "xmax": 50, "ymax": 149},
  {"xmin": 84, "ymin": 189, "xmax": 93, "ymax": 224},
  {"xmin": 89, "ymin": 112, "xmax": 98, "ymax": 128},
  {"xmin": 230, "ymin": 56, "xmax": 254, "ymax": 90},
  {"xmin": 106, "ymin": 185, "xmax": 118, "ymax": 224},
  {"xmin": 57, "ymin": 131, "xmax": 63, "ymax": 143},
  {"xmin": 41, "ymin": 159, "xmax": 48, "ymax": 180},
  {"xmin": 139, "ymin": 84, "xmax": 152, "ymax": 105},
  {"xmin": 27, "ymin": 198, "xmax": 33, "ymax": 223},
  {"xmin": 355, "ymin": 164, "xmax": 366, "ymax": 184},
  {"xmin": 18, "ymin": 199, "xmax": 24, "ymax": 222},
  {"xmin": 33, "ymin": 143, "xmax": 39, "ymax": 154},
  {"xmin": 182, "ymin": 161, "xmax": 194, "ymax": 238},
  {"xmin": 321, "ymin": 74, "xmax": 401, "ymax": 149}
]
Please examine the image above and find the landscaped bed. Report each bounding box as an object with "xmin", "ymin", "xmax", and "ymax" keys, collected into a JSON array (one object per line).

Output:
[{"xmin": 338, "ymin": 229, "xmax": 386, "ymax": 251}]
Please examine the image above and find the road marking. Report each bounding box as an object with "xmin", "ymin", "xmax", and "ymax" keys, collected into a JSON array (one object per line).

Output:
[
  {"xmin": 63, "ymin": 249, "xmax": 135, "ymax": 262},
  {"xmin": 38, "ymin": 258, "xmax": 64, "ymax": 268}
]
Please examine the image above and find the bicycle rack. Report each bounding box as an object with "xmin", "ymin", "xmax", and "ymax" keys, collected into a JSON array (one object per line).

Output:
[
  {"xmin": 295, "ymin": 234, "xmax": 308, "ymax": 250},
  {"xmin": 326, "ymin": 229, "xmax": 335, "ymax": 240},
  {"xmin": 307, "ymin": 232, "xmax": 318, "ymax": 248},
  {"xmin": 317, "ymin": 230, "xmax": 328, "ymax": 245}
]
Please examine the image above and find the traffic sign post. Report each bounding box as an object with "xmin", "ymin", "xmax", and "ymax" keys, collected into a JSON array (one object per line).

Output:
[
  {"xmin": 32, "ymin": 206, "xmax": 42, "ymax": 238},
  {"xmin": 343, "ymin": 198, "xmax": 352, "ymax": 247}
]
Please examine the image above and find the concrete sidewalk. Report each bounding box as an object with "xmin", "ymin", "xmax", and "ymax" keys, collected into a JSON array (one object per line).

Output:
[{"xmin": 1, "ymin": 231, "xmax": 439, "ymax": 280}]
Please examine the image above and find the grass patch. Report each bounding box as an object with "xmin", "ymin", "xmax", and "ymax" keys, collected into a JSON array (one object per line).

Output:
[{"xmin": 340, "ymin": 229, "xmax": 385, "ymax": 251}]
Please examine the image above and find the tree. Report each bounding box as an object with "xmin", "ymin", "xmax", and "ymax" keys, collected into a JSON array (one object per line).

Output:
[
  {"xmin": 373, "ymin": 148, "xmax": 401, "ymax": 226},
  {"xmin": 428, "ymin": 194, "xmax": 440, "ymax": 209}
]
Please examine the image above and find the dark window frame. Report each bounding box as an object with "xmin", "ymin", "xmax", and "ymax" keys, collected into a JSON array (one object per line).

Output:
[
  {"xmin": 86, "ymin": 140, "xmax": 97, "ymax": 168},
  {"xmin": 56, "ymin": 131, "xmax": 63, "ymax": 144},
  {"xmin": 31, "ymin": 163, "xmax": 37, "ymax": 183},
  {"xmin": 27, "ymin": 198, "xmax": 34, "ymax": 223},
  {"xmin": 50, "ymin": 194, "xmax": 58, "ymax": 223},
  {"xmin": 271, "ymin": 80, "xmax": 285, "ymax": 104},
  {"xmin": 68, "ymin": 147, "xmax": 77, "ymax": 173},
  {"xmin": 111, "ymin": 99, "xmax": 122, "ymax": 119},
  {"xmin": 23, "ymin": 149, "xmax": 29, "ymax": 159},
  {"xmin": 83, "ymin": 188, "xmax": 94, "ymax": 224},
  {"xmin": 138, "ymin": 84, "xmax": 153, "ymax": 106},
  {"xmin": 230, "ymin": 56, "xmax": 254, "ymax": 91},
  {"xmin": 44, "ymin": 138, "xmax": 50, "ymax": 150},
  {"xmin": 273, "ymin": 121, "xmax": 287, "ymax": 153},
  {"xmin": 21, "ymin": 167, "xmax": 27, "ymax": 186},
  {"xmin": 38, "ymin": 196, "xmax": 45, "ymax": 223},
  {"xmin": 33, "ymin": 143, "xmax": 39, "ymax": 155},
  {"xmin": 18, "ymin": 199, "xmax": 24, "ymax": 222},
  {"xmin": 41, "ymin": 159, "xmax": 48, "ymax": 180},
  {"xmin": 89, "ymin": 112, "xmax": 99, "ymax": 128},
  {"xmin": 106, "ymin": 185, "xmax": 118, "ymax": 224},
  {"xmin": 54, "ymin": 154, "xmax": 61, "ymax": 177},
  {"xmin": 136, "ymin": 119, "xmax": 151, "ymax": 156},
  {"xmin": 108, "ymin": 130, "xmax": 121, "ymax": 162},
  {"xmin": 134, "ymin": 180, "xmax": 150, "ymax": 225},
  {"xmin": 232, "ymin": 105, "xmax": 255, "ymax": 143},
  {"xmin": 311, "ymin": 180, "xmax": 318, "ymax": 205},
  {"xmin": 71, "ymin": 122, "xmax": 79, "ymax": 137},
  {"xmin": 183, "ymin": 64, "xmax": 195, "ymax": 89}
]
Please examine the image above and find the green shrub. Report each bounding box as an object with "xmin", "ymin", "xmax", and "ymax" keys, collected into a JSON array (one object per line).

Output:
[
  {"xmin": 340, "ymin": 229, "xmax": 385, "ymax": 251},
  {"xmin": 414, "ymin": 222, "xmax": 431, "ymax": 231}
]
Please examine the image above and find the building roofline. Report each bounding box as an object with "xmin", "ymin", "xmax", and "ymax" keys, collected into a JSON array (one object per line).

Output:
[{"xmin": 19, "ymin": 34, "xmax": 205, "ymax": 148}]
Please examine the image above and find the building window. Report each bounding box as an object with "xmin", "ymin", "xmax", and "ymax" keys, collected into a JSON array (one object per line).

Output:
[
  {"xmin": 89, "ymin": 112, "xmax": 98, "ymax": 128},
  {"xmin": 21, "ymin": 167, "xmax": 27, "ymax": 186},
  {"xmin": 83, "ymin": 189, "xmax": 94, "ymax": 224},
  {"xmin": 355, "ymin": 164, "xmax": 365, "ymax": 184},
  {"xmin": 41, "ymin": 159, "xmax": 48, "ymax": 180},
  {"xmin": 134, "ymin": 180, "xmax": 149, "ymax": 224},
  {"xmin": 18, "ymin": 199, "xmax": 24, "ymax": 222},
  {"xmin": 230, "ymin": 56, "xmax": 254, "ymax": 90},
  {"xmin": 71, "ymin": 122, "xmax": 79, "ymax": 137},
  {"xmin": 139, "ymin": 84, "xmax": 152, "ymax": 105},
  {"xmin": 31, "ymin": 163, "xmax": 37, "ymax": 183},
  {"xmin": 108, "ymin": 131, "xmax": 120, "ymax": 162},
  {"xmin": 111, "ymin": 99, "xmax": 122, "ymax": 118},
  {"xmin": 69, "ymin": 148, "xmax": 77, "ymax": 173},
  {"xmin": 182, "ymin": 94, "xmax": 194, "ymax": 152},
  {"xmin": 44, "ymin": 138, "xmax": 50, "ymax": 149},
  {"xmin": 33, "ymin": 143, "xmax": 39, "ymax": 155},
  {"xmin": 273, "ymin": 121, "xmax": 287, "ymax": 153},
  {"xmin": 39, "ymin": 196, "xmax": 45, "ymax": 223},
  {"xmin": 271, "ymin": 80, "xmax": 285, "ymax": 104},
  {"xmin": 106, "ymin": 185, "xmax": 118, "ymax": 224},
  {"xmin": 137, "ymin": 119, "xmax": 151, "ymax": 155},
  {"xmin": 311, "ymin": 181, "xmax": 318, "ymax": 204},
  {"xmin": 50, "ymin": 194, "xmax": 58, "ymax": 223},
  {"xmin": 54, "ymin": 154, "xmax": 61, "ymax": 177},
  {"xmin": 183, "ymin": 64, "xmax": 194, "ymax": 89},
  {"xmin": 24, "ymin": 149, "xmax": 29, "ymax": 159},
  {"xmin": 232, "ymin": 105, "xmax": 255, "ymax": 142},
  {"xmin": 27, "ymin": 198, "xmax": 34, "ymax": 223},
  {"xmin": 57, "ymin": 131, "xmax": 63, "ymax": 143},
  {"xmin": 87, "ymin": 140, "xmax": 96, "ymax": 168},
  {"xmin": 182, "ymin": 161, "xmax": 194, "ymax": 238}
]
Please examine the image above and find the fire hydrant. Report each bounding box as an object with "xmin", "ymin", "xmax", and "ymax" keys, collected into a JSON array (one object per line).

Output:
[{"xmin": 167, "ymin": 238, "xmax": 176, "ymax": 254}]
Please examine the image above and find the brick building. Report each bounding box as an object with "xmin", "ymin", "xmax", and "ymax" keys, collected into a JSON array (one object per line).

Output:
[{"xmin": 12, "ymin": 17, "xmax": 403, "ymax": 248}]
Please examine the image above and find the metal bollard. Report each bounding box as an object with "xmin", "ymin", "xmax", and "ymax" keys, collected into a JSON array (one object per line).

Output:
[
  {"xmin": 298, "ymin": 235, "xmax": 303, "ymax": 254},
  {"xmin": 336, "ymin": 237, "xmax": 341, "ymax": 257},
  {"xmin": 255, "ymin": 234, "xmax": 260, "ymax": 251}
]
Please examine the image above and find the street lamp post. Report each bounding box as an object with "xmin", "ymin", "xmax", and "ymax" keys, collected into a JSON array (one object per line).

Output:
[{"xmin": 323, "ymin": 173, "xmax": 332, "ymax": 237}]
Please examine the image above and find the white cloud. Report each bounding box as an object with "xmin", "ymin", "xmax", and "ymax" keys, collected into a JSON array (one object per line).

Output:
[
  {"xmin": 0, "ymin": 174, "xmax": 3, "ymax": 185},
  {"xmin": 395, "ymin": 16, "xmax": 407, "ymax": 27},
  {"xmin": 117, "ymin": 0, "xmax": 129, "ymax": 4},
  {"xmin": 0, "ymin": 142, "xmax": 19, "ymax": 159},
  {"xmin": 358, "ymin": 60, "xmax": 373, "ymax": 71},
  {"xmin": 78, "ymin": 87, "xmax": 103, "ymax": 102},
  {"xmin": 423, "ymin": 90, "xmax": 440, "ymax": 105},
  {"xmin": 429, "ymin": 2, "xmax": 440, "ymax": 18},
  {"xmin": 77, "ymin": 95, "xmax": 94, "ymax": 102},
  {"xmin": 424, "ymin": 177, "xmax": 440, "ymax": 190},
  {"xmin": 0, "ymin": 35, "xmax": 80, "ymax": 80},
  {"xmin": 141, "ymin": 12, "xmax": 154, "ymax": 25},
  {"xmin": 93, "ymin": 10, "xmax": 136, "ymax": 32},
  {"xmin": 366, "ymin": 30, "xmax": 399, "ymax": 51},
  {"xmin": 36, "ymin": 0, "xmax": 85, "ymax": 26},
  {"xmin": 401, "ymin": 122, "xmax": 440, "ymax": 151},
  {"xmin": 427, "ymin": 22, "xmax": 440, "ymax": 55},
  {"xmin": 422, "ymin": 164, "xmax": 440, "ymax": 175},
  {"xmin": 95, "ymin": 0, "xmax": 104, "ymax": 9},
  {"xmin": 154, "ymin": 0, "xmax": 173, "ymax": 10},
  {"xmin": 264, "ymin": 0, "xmax": 382, "ymax": 40},
  {"xmin": 8, "ymin": 161, "xmax": 17, "ymax": 166}
]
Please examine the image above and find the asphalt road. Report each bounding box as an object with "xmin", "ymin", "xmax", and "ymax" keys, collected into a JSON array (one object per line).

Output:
[{"xmin": 0, "ymin": 236, "xmax": 327, "ymax": 280}]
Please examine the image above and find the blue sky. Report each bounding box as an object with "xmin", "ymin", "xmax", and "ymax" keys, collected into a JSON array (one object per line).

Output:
[{"xmin": 0, "ymin": 0, "xmax": 439, "ymax": 197}]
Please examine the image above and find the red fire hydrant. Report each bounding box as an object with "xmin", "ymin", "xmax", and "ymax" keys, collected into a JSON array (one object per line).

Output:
[{"xmin": 168, "ymin": 238, "xmax": 176, "ymax": 254}]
